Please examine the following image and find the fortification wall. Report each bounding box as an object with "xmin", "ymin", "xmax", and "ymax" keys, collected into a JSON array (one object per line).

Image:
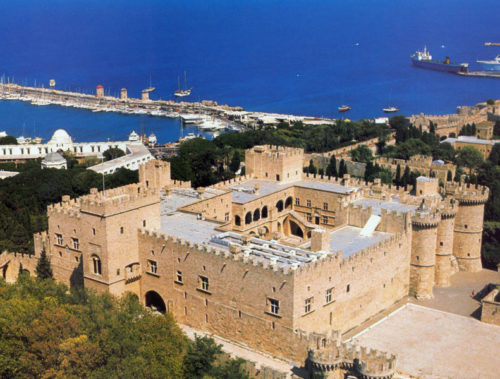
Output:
[
  {"xmin": 481, "ymin": 288, "xmax": 500, "ymax": 326},
  {"xmin": 0, "ymin": 252, "xmax": 39, "ymax": 283},
  {"xmin": 179, "ymin": 190, "xmax": 233, "ymax": 223},
  {"xmin": 138, "ymin": 159, "xmax": 171, "ymax": 189},
  {"xmin": 292, "ymin": 232, "xmax": 410, "ymax": 334}
]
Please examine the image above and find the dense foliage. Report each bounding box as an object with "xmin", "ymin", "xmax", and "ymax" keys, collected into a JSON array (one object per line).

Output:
[
  {"xmin": 0, "ymin": 277, "xmax": 249, "ymax": 379},
  {"xmin": 0, "ymin": 161, "xmax": 138, "ymax": 254}
]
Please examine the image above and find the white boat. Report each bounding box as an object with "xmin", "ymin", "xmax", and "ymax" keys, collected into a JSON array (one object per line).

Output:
[
  {"xmin": 174, "ymin": 71, "xmax": 192, "ymax": 97},
  {"xmin": 199, "ymin": 118, "xmax": 227, "ymax": 131},
  {"xmin": 383, "ymin": 106, "xmax": 399, "ymax": 113},
  {"xmin": 180, "ymin": 114, "xmax": 206, "ymax": 124},
  {"xmin": 476, "ymin": 55, "xmax": 500, "ymax": 71}
]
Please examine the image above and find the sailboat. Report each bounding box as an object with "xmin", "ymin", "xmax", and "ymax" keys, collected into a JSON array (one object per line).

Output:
[{"xmin": 174, "ymin": 71, "xmax": 192, "ymax": 97}]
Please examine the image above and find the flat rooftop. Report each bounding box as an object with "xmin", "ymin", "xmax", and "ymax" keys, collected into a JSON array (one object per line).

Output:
[
  {"xmin": 349, "ymin": 304, "xmax": 500, "ymax": 379},
  {"xmin": 229, "ymin": 179, "xmax": 360, "ymax": 204},
  {"xmin": 161, "ymin": 187, "xmax": 225, "ymax": 215},
  {"xmin": 352, "ymin": 198, "xmax": 416, "ymax": 216},
  {"xmin": 160, "ymin": 212, "xmax": 221, "ymax": 246},
  {"xmin": 301, "ymin": 225, "xmax": 392, "ymax": 257}
]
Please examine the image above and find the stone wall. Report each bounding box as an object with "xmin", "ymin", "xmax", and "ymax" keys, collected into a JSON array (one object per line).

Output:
[{"xmin": 480, "ymin": 288, "xmax": 500, "ymax": 326}]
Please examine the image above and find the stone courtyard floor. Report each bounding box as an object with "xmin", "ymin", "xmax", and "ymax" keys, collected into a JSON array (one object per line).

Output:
[{"xmin": 349, "ymin": 303, "xmax": 500, "ymax": 379}]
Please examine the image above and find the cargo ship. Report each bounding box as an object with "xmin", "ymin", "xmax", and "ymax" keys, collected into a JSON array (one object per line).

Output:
[
  {"xmin": 411, "ymin": 47, "xmax": 469, "ymax": 73},
  {"xmin": 476, "ymin": 55, "xmax": 500, "ymax": 71}
]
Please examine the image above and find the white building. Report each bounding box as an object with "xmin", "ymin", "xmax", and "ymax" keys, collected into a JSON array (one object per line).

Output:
[
  {"xmin": 41, "ymin": 152, "xmax": 67, "ymax": 170},
  {"xmin": 0, "ymin": 129, "xmax": 138, "ymax": 161},
  {"xmin": 88, "ymin": 144, "xmax": 153, "ymax": 175}
]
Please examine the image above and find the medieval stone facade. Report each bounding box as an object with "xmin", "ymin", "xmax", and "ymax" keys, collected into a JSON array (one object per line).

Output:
[{"xmin": 1, "ymin": 146, "xmax": 489, "ymax": 378}]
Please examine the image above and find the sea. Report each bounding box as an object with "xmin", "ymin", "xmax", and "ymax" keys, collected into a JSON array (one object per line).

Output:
[{"xmin": 0, "ymin": 0, "xmax": 499, "ymax": 144}]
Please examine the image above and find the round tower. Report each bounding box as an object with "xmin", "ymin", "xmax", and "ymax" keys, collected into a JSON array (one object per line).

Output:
[
  {"xmin": 434, "ymin": 200, "xmax": 457, "ymax": 287},
  {"xmin": 410, "ymin": 202, "xmax": 440, "ymax": 299},
  {"xmin": 452, "ymin": 185, "xmax": 489, "ymax": 272}
]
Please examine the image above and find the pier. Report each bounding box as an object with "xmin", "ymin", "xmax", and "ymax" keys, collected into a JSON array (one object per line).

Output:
[{"xmin": 457, "ymin": 71, "xmax": 500, "ymax": 78}]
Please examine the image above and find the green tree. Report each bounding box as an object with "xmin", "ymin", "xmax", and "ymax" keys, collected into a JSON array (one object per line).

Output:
[
  {"xmin": 183, "ymin": 335, "xmax": 222, "ymax": 379},
  {"xmin": 493, "ymin": 121, "xmax": 500, "ymax": 137},
  {"xmin": 395, "ymin": 164, "xmax": 401, "ymax": 186},
  {"xmin": 0, "ymin": 136, "xmax": 18, "ymax": 145},
  {"xmin": 229, "ymin": 150, "xmax": 241, "ymax": 173},
  {"xmin": 326, "ymin": 155, "xmax": 337, "ymax": 178},
  {"xmin": 402, "ymin": 165, "xmax": 411, "ymax": 189},
  {"xmin": 486, "ymin": 98, "xmax": 495, "ymax": 105},
  {"xmin": 456, "ymin": 146, "xmax": 484, "ymax": 174},
  {"xmin": 349, "ymin": 145, "xmax": 373, "ymax": 163},
  {"xmin": 308, "ymin": 159, "xmax": 317, "ymax": 175},
  {"xmin": 35, "ymin": 248, "xmax": 53, "ymax": 280},
  {"xmin": 212, "ymin": 358, "xmax": 250, "ymax": 379},
  {"xmin": 103, "ymin": 147, "xmax": 126, "ymax": 161},
  {"xmin": 339, "ymin": 159, "xmax": 347, "ymax": 177},
  {"xmin": 489, "ymin": 143, "xmax": 500, "ymax": 165}
]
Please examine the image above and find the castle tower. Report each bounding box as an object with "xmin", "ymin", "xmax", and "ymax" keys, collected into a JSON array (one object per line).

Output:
[
  {"xmin": 139, "ymin": 159, "xmax": 171, "ymax": 190},
  {"xmin": 96, "ymin": 84, "xmax": 104, "ymax": 98},
  {"xmin": 245, "ymin": 145, "xmax": 303, "ymax": 183},
  {"xmin": 452, "ymin": 185, "xmax": 489, "ymax": 272},
  {"xmin": 141, "ymin": 89, "xmax": 150, "ymax": 101},
  {"xmin": 120, "ymin": 88, "xmax": 128, "ymax": 100},
  {"xmin": 410, "ymin": 202, "xmax": 440, "ymax": 299},
  {"xmin": 434, "ymin": 201, "xmax": 457, "ymax": 287}
]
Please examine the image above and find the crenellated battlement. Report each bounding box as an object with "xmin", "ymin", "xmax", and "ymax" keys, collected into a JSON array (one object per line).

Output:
[
  {"xmin": 341, "ymin": 233, "xmax": 404, "ymax": 267},
  {"xmin": 247, "ymin": 145, "xmax": 303, "ymax": 159},
  {"xmin": 411, "ymin": 209, "xmax": 440, "ymax": 228},
  {"xmin": 210, "ymin": 174, "xmax": 254, "ymax": 189},
  {"xmin": 79, "ymin": 184, "xmax": 161, "ymax": 216},
  {"xmin": 445, "ymin": 182, "xmax": 489, "ymax": 205}
]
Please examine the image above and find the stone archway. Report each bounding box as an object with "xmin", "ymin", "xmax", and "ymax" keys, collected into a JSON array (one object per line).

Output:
[
  {"xmin": 145, "ymin": 290, "xmax": 166, "ymax": 313},
  {"xmin": 288, "ymin": 220, "xmax": 304, "ymax": 238}
]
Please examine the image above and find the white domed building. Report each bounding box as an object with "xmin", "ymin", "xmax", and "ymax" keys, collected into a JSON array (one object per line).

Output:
[
  {"xmin": 48, "ymin": 129, "xmax": 73, "ymax": 148},
  {"xmin": 41, "ymin": 152, "xmax": 67, "ymax": 170}
]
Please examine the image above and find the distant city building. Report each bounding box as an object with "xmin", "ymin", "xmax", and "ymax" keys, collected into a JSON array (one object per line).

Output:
[
  {"xmin": 441, "ymin": 135, "xmax": 500, "ymax": 159},
  {"xmin": 41, "ymin": 152, "xmax": 67, "ymax": 170},
  {"xmin": 0, "ymin": 129, "xmax": 140, "ymax": 162},
  {"xmin": 120, "ymin": 88, "xmax": 128, "ymax": 100}
]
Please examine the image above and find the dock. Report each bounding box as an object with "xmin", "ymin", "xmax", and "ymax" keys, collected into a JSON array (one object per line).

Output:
[{"xmin": 457, "ymin": 70, "xmax": 500, "ymax": 78}]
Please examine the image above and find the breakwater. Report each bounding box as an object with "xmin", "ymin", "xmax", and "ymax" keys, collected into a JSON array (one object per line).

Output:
[{"xmin": 0, "ymin": 83, "xmax": 243, "ymax": 120}]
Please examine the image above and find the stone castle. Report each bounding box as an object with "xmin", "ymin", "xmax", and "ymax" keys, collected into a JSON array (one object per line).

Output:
[{"xmin": 1, "ymin": 145, "xmax": 489, "ymax": 378}]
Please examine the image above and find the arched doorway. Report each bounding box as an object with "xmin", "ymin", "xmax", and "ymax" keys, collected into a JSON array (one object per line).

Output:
[
  {"xmin": 262, "ymin": 206, "xmax": 268, "ymax": 218},
  {"xmin": 145, "ymin": 290, "xmax": 166, "ymax": 313},
  {"xmin": 253, "ymin": 209, "xmax": 260, "ymax": 221},
  {"xmin": 289, "ymin": 220, "xmax": 304, "ymax": 238},
  {"xmin": 276, "ymin": 200, "xmax": 284, "ymax": 212},
  {"xmin": 245, "ymin": 212, "xmax": 252, "ymax": 225}
]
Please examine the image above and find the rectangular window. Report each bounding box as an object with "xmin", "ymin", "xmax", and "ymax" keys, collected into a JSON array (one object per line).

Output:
[
  {"xmin": 305, "ymin": 297, "xmax": 312, "ymax": 313},
  {"xmin": 176, "ymin": 270, "xmax": 183, "ymax": 283},
  {"xmin": 295, "ymin": 198, "xmax": 300, "ymax": 206},
  {"xmin": 224, "ymin": 212, "xmax": 230, "ymax": 222},
  {"xmin": 55, "ymin": 233, "xmax": 63, "ymax": 245},
  {"xmin": 323, "ymin": 216, "xmax": 328, "ymax": 224},
  {"xmin": 307, "ymin": 213, "xmax": 312, "ymax": 222},
  {"xmin": 323, "ymin": 202, "xmax": 328, "ymax": 211},
  {"xmin": 306, "ymin": 200, "xmax": 311, "ymax": 207},
  {"xmin": 72, "ymin": 238, "xmax": 79, "ymax": 250},
  {"xmin": 200, "ymin": 276, "xmax": 209, "ymax": 291},
  {"xmin": 326, "ymin": 288, "xmax": 333, "ymax": 303},
  {"xmin": 268, "ymin": 298, "xmax": 280, "ymax": 315},
  {"xmin": 148, "ymin": 260, "xmax": 157, "ymax": 274}
]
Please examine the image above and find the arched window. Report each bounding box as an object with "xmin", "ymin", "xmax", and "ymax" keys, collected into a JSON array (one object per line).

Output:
[
  {"xmin": 253, "ymin": 209, "xmax": 260, "ymax": 221},
  {"xmin": 261, "ymin": 206, "xmax": 268, "ymax": 218},
  {"xmin": 285, "ymin": 196, "xmax": 293, "ymax": 209},
  {"xmin": 245, "ymin": 212, "xmax": 252, "ymax": 225},
  {"xmin": 276, "ymin": 200, "xmax": 284, "ymax": 212},
  {"xmin": 92, "ymin": 255, "xmax": 102, "ymax": 275},
  {"xmin": 235, "ymin": 215, "xmax": 241, "ymax": 226}
]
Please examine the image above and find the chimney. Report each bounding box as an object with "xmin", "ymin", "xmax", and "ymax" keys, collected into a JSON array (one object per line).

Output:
[
  {"xmin": 310, "ymin": 228, "xmax": 330, "ymax": 252},
  {"xmin": 254, "ymin": 183, "xmax": 260, "ymax": 195},
  {"xmin": 197, "ymin": 187, "xmax": 205, "ymax": 199}
]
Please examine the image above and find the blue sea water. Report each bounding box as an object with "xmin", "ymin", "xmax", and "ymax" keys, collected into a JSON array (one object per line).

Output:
[{"xmin": 0, "ymin": 0, "xmax": 499, "ymax": 143}]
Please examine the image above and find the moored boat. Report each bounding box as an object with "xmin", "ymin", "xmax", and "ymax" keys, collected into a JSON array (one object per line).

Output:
[
  {"xmin": 338, "ymin": 105, "xmax": 351, "ymax": 112},
  {"xmin": 411, "ymin": 46, "xmax": 469, "ymax": 73},
  {"xmin": 476, "ymin": 55, "xmax": 500, "ymax": 71},
  {"xmin": 383, "ymin": 106, "xmax": 399, "ymax": 113}
]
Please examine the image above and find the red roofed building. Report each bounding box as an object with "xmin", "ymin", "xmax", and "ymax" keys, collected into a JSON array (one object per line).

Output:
[{"xmin": 96, "ymin": 85, "xmax": 104, "ymax": 98}]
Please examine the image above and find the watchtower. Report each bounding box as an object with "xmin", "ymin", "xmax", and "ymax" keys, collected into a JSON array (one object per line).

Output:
[
  {"xmin": 410, "ymin": 201, "xmax": 440, "ymax": 299},
  {"xmin": 120, "ymin": 88, "xmax": 128, "ymax": 100},
  {"xmin": 96, "ymin": 85, "xmax": 104, "ymax": 98},
  {"xmin": 449, "ymin": 184, "xmax": 489, "ymax": 272},
  {"xmin": 139, "ymin": 159, "xmax": 172, "ymax": 190},
  {"xmin": 245, "ymin": 145, "xmax": 303, "ymax": 183},
  {"xmin": 435, "ymin": 200, "xmax": 457, "ymax": 287}
]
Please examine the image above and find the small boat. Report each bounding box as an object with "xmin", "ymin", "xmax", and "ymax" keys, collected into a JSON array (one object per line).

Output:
[
  {"xmin": 383, "ymin": 106, "xmax": 399, "ymax": 113},
  {"xmin": 338, "ymin": 105, "xmax": 351, "ymax": 112},
  {"xmin": 49, "ymin": 79, "xmax": 56, "ymax": 87}
]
